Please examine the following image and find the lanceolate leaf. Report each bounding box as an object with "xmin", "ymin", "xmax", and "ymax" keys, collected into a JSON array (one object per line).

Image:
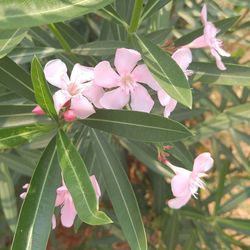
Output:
[
  {"xmin": 0, "ymin": 57, "xmax": 35, "ymax": 102},
  {"xmin": 175, "ymin": 16, "xmax": 240, "ymax": 46},
  {"xmin": 31, "ymin": 56, "xmax": 57, "ymax": 120},
  {"xmin": 72, "ymin": 40, "xmax": 129, "ymax": 56},
  {"xmin": 187, "ymin": 103, "xmax": 250, "ymax": 144},
  {"xmin": 9, "ymin": 47, "xmax": 64, "ymax": 64},
  {"xmin": 0, "ymin": 0, "xmax": 115, "ymax": 29},
  {"xmin": 11, "ymin": 137, "xmax": 61, "ymax": 250},
  {"xmin": 0, "ymin": 163, "xmax": 17, "ymax": 233},
  {"xmin": 82, "ymin": 110, "xmax": 192, "ymax": 142},
  {"xmin": 91, "ymin": 130, "xmax": 148, "ymax": 250},
  {"xmin": 190, "ymin": 62, "xmax": 250, "ymax": 87},
  {"xmin": 0, "ymin": 123, "xmax": 56, "ymax": 150},
  {"xmin": 0, "ymin": 29, "xmax": 27, "ymax": 59},
  {"xmin": 132, "ymin": 34, "xmax": 192, "ymax": 108},
  {"xmin": 56, "ymin": 129, "xmax": 112, "ymax": 225}
]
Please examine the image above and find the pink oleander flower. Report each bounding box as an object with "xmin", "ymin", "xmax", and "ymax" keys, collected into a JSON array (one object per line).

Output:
[
  {"xmin": 55, "ymin": 175, "xmax": 101, "ymax": 228},
  {"xmin": 32, "ymin": 105, "xmax": 45, "ymax": 115},
  {"xmin": 44, "ymin": 59, "xmax": 104, "ymax": 119},
  {"xmin": 94, "ymin": 48, "xmax": 157, "ymax": 113},
  {"xmin": 166, "ymin": 152, "xmax": 214, "ymax": 209},
  {"xmin": 20, "ymin": 184, "xmax": 56, "ymax": 229},
  {"xmin": 156, "ymin": 47, "xmax": 193, "ymax": 117},
  {"xmin": 185, "ymin": 4, "xmax": 230, "ymax": 70}
]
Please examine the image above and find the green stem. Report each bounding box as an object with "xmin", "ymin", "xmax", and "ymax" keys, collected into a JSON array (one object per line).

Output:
[{"xmin": 128, "ymin": 0, "xmax": 144, "ymax": 33}]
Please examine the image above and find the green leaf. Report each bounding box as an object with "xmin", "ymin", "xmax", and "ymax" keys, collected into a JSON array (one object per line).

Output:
[
  {"xmin": 187, "ymin": 103, "xmax": 250, "ymax": 144},
  {"xmin": 175, "ymin": 16, "xmax": 240, "ymax": 46},
  {"xmin": 131, "ymin": 34, "xmax": 192, "ymax": 108},
  {"xmin": 0, "ymin": 104, "xmax": 35, "ymax": 116},
  {"xmin": 120, "ymin": 139, "xmax": 172, "ymax": 176},
  {"xmin": 0, "ymin": 0, "xmax": 114, "ymax": 29},
  {"xmin": 0, "ymin": 57, "xmax": 35, "ymax": 102},
  {"xmin": 31, "ymin": 56, "xmax": 58, "ymax": 120},
  {"xmin": 217, "ymin": 218, "xmax": 250, "ymax": 235},
  {"xmin": 11, "ymin": 137, "xmax": 61, "ymax": 250},
  {"xmin": 82, "ymin": 110, "xmax": 191, "ymax": 142},
  {"xmin": 0, "ymin": 29, "xmax": 27, "ymax": 58},
  {"xmin": 0, "ymin": 123, "xmax": 56, "ymax": 150},
  {"xmin": 141, "ymin": 0, "xmax": 170, "ymax": 21},
  {"xmin": 56, "ymin": 129, "xmax": 112, "ymax": 225},
  {"xmin": 9, "ymin": 47, "xmax": 64, "ymax": 64},
  {"xmin": 91, "ymin": 129, "xmax": 148, "ymax": 250},
  {"xmin": 72, "ymin": 40, "xmax": 129, "ymax": 56},
  {"xmin": 0, "ymin": 153, "xmax": 34, "ymax": 176},
  {"xmin": 0, "ymin": 163, "xmax": 17, "ymax": 233},
  {"xmin": 190, "ymin": 62, "xmax": 250, "ymax": 87}
]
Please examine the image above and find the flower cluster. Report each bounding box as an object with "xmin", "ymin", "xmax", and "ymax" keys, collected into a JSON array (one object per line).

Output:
[
  {"xmin": 30, "ymin": 4, "xmax": 222, "ymax": 212},
  {"xmin": 20, "ymin": 175, "xmax": 101, "ymax": 228},
  {"xmin": 33, "ymin": 47, "xmax": 191, "ymax": 120}
]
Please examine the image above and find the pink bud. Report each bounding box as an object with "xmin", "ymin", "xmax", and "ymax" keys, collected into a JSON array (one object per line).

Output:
[
  {"xmin": 32, "ymin": 105, "xmax": 45, "ymax": 115},
  {"xmin": 63, "ymin": 110, "xmax": 77, "ymax": 122}
]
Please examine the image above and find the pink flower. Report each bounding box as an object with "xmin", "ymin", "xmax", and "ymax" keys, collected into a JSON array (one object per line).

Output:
[
  {"xmin": 44, "ymin": 59, "xmax": 104, "ymax": 119},
  {"xmin": 32, "ymin": 105, "xmax": 45, "ymax": 115},
  {"xmin": 20, "ymin": 183, "xmax": 56, "ymax": 229},
  {"xmin": 94, "ymin": 48, "xmax": 156, "ymax": 113},
  {"xmin": 156, "ymin": 47, "xmax": 192, "ymax": 117},
  {"xmin": 55, "ymin": 175, "xmax": 101, "ymax": 228},
  {"xmin": 185, "ymin": 5, "xmax": 230, "ymax": 70},
  {"xmin": 166, "ymin": 152, "xmax": 214, "ymax": 209}
]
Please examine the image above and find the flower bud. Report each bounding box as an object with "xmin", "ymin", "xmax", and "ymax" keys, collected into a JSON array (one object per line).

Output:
[{"xmin": 63, "ymin": 110, "xmax": 77, "ymax": 122}]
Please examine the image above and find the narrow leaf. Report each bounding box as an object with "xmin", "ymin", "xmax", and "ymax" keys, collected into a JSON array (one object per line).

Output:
[
  {"xmin": 0, "ymin": 163, "xmax": 17, "ymax": 233},
  {"xmin": 82, "ymin": 110, "xmax": 192, "ymax": 142},
  {"xmin": 190, "ymin": 62, "xmax": 250, "ymax": 87},
  {"xmin": 0, "ymin": 29, "xmax": 27, "ymax": 58},
  {"xmin": 0, "ymin": 57, "xmax": 35, "ymax": 102},
  {"xmin": 0, "ymin": 123, "xmax": 55, "ymax": 150},
  {"xmin": 11, "ymin": 137, "xmax": 61, "ymax": 250},
  {"xmin": 0, "ymin": 0, "xmax": 114, "ymax": 29},
  {"xmin": 91, "ymin": 130, "xmax": 148, "ymax": 250},
  {"xmin": 31, "ymin": 56, "xmax": 57, "ymax": 120},
  {"xmin": 56, "ymin": 129, "xmax": 112, "ymax": 225}
]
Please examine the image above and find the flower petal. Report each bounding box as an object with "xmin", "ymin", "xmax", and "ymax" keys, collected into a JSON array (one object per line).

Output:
[
  {"xmin": 53, "ymin": 90, "xmax": 71, "ymax": 113},
  {"xmin": 52, "ymin": 214, "xmax": 56, "ymax": 230},
  {"xmin": 200, "ymin": 4, "xmax": 207, "ymax": 25},
  {"xmin": 130, "ymin": 84, "xmax": 154, "ymax": 113},
  {"xmin": 171, "ymin": 174, "xmax": 190, "ymax": 197},
  {"xmin": 157, "ymin": 89, "xmax": 171, "ymax": 106},
  {"xmin": 172, "ymin": 48, "xmax": 192, "ymax": 73},
  {"xmin": 44, "ymin": 59, "xmax": 69, "ymax": 89},
  {"xmin": 100, "ymin": 87, "xmax": 129, "ymax": 110},
  {"xmin": 210, "ymin": 48, "xmax": 226, "ymax": 70},
  {"xmin": 55, "ymin": 185, "xmax": 67, "ymax": 206},
  {"xmin": 114, "ymin": 48, "xmax": 141, "ymax": 75},
  {"xmin": 70, "ymin": 95, "xmax": 95, "ymax": 119},
  {"xmin": 94, "ymin": 61, "xmax": 120, "ymax": 88},
  {"xmin": 90, "ymin": 175, "xmax": 101, "ymax": 200},
  {"xmin": 193, "ymin": 152, "xmax": 214, "ymax": 173},
  {"xmin": 132, "ymin": 64, "xmax": 159, "ymax": 91},
  {"xmin": 164, "ymin": 98, "xmax": 177, "ymax": 118},
  {"xmin": 70, "ymin": 64, "xmax": 94, "ymax": 85},
  {"xmin": 82, "ymin": 83, "xmax": 105, "ymax": 108},
  {"xmin": 167, "ymin": 194, "xmax": 191, "ymax": 209},
  {"xmin": 186, "ymin": 35, "xmax": 208, "ymax": 49},
  {"xmin": 60, "ymin": 196, "xmax": 77, "ymax": 228}
]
